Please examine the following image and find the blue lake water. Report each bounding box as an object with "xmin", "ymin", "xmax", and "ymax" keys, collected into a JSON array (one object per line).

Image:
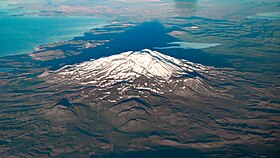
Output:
[
  {"xmin": 44, "ymin": 21, "xmax": 232, "ymax": 70},
  {"xmin": 154, "ymin": 42, "xmax": 221, "ymax": 50},
  {"xmin": 0, "ymin": 15, "xmax": 107, "ymax": 57}
]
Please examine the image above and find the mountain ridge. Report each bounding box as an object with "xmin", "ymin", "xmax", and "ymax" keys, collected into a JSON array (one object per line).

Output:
[
  {"xmin": 45, "ymin": 49, "xmax": 210, "ymax": 81},
  {"xmin": 43, "ymin": 49, "xmax": 215, "ymax": 97}
]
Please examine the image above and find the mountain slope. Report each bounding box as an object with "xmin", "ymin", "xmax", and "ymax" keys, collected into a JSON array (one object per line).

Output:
[
  {"xmin": 45, "ymin": 49, "xmax": 215, "ymax": 97},
  {"xmin": 28, "ymin": 49, "xmax": 278, "ymax": 157}
]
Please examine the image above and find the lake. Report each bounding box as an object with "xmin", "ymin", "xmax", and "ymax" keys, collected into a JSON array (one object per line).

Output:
[{"xmin": 0, "ymin": 15, "xmax": 107, "ymax": 57}]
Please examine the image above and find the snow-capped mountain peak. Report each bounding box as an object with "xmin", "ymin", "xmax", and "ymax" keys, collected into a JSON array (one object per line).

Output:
[
  {"xmin": 54, "ymin": 49, "xmax": 197, "ymax": 81},
  {"xmin": 43, "ymin": 49, "xmax": 214, "ymax": 96}
]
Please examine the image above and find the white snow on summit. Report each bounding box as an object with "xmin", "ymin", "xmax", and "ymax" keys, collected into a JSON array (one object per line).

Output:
[
  {"xmin": 45, "ymin": 49, "xmax": 212, "ymax": 88},
  {"xmin": 57, "ymin": 49, "xmax": 198, "ymax": 80},
  {"xmin": 43, "ymin": 49, "xmax": 215, "ymax": 96}
]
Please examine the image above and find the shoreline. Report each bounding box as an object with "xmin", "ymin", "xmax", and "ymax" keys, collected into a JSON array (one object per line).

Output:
[{"xmin": 0, "ymin": 14, "xmax": 109, "ymax": 58}]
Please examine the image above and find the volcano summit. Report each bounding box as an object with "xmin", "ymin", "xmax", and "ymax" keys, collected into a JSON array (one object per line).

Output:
[
  {"xmin": 45, "ymin": 49, "xmax": 215, "ymax": 97},
  {"xmin": 40, "ymin": 49, "xmax": 236, "ymax": 136}
]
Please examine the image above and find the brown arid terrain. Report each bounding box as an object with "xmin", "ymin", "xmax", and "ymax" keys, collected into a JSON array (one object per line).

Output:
[{"xmin": 0, "ymin": 0, "xmax": 280, "ymax": 157}]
